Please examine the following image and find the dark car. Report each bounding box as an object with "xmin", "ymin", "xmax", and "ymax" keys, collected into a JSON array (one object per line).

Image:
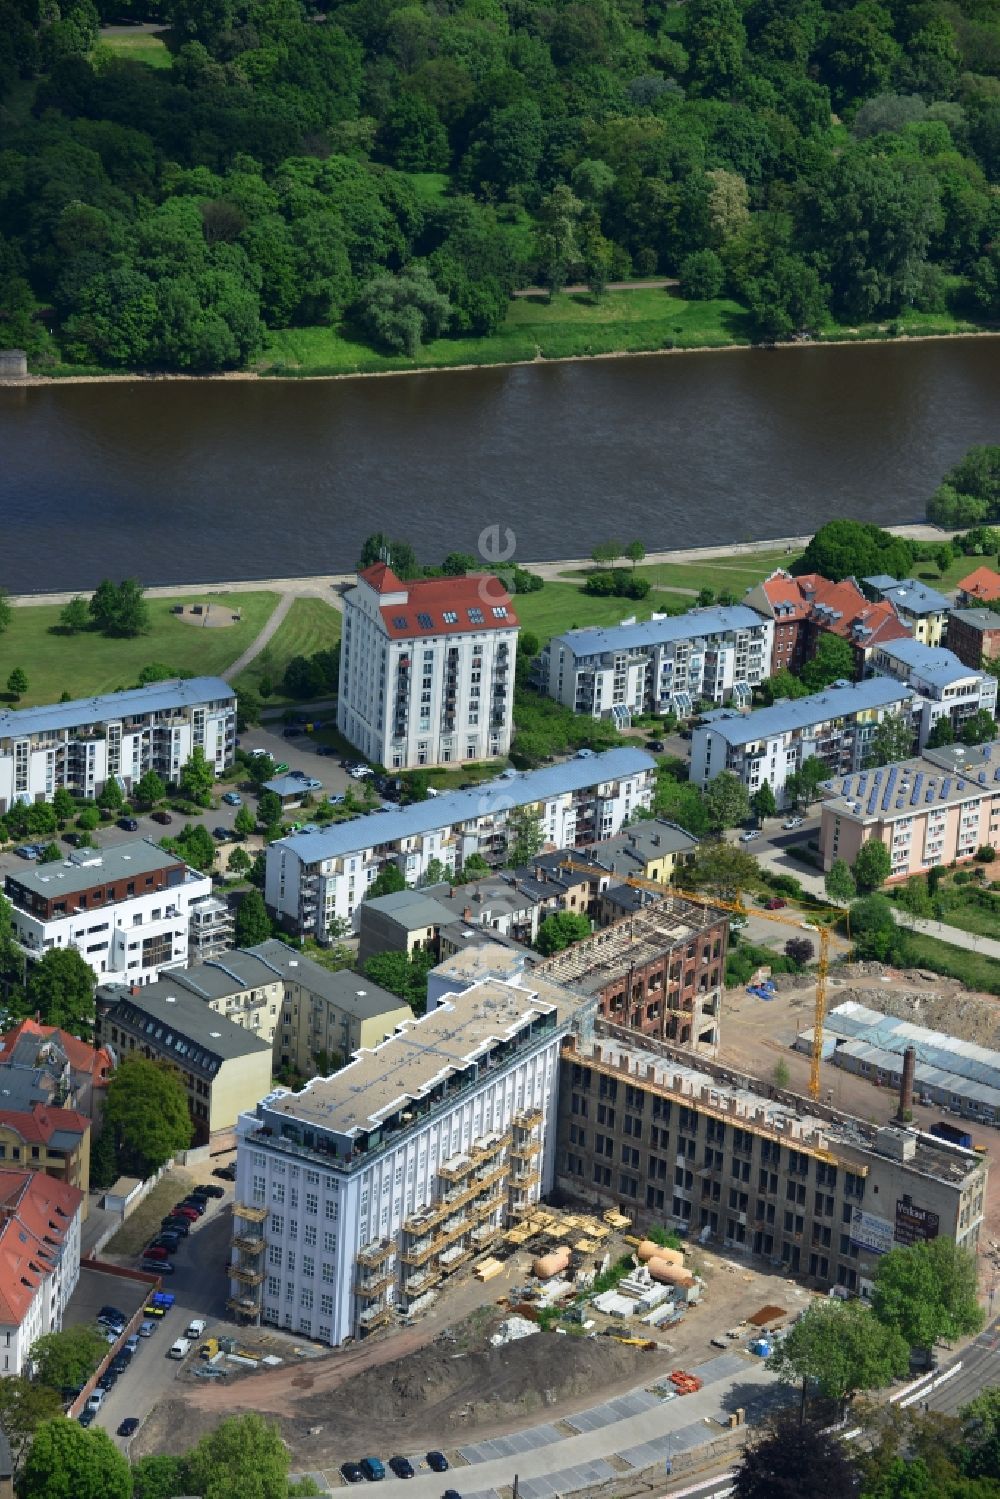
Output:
[
  {"xmin": 213, "ymin": 1163, "xmax": 237, "ymax": 1181},
  {"xmin": 341, "ymin": 1464, "xmax": 365, "ymax": 1484},
  {"xmin": 360, "ymin": 1459, "xmax": 385, "ymax": 1482},
  {"xmin": 78, "ymin": 1409, "xmax": 96, "ymax": 1428},
  {"xmin": 764, "ymin": 896, "xmax": 787, "ymax": 910},
  {"xmin": 151, "ymin": 810, "xmax": 173, "ymax": 825},
  {"xmin": 98, "ymin": 1305, "xmax": 128, "ymax": 1325},
  {"xmin": 118, "ymin": 816, "xmax": 139, "ymax": 831},
  {"xmin": 389, "ymin": 1458, "xmax": 414, "ymax": 1480},
  {"xmin": 118, "ymin": 1418, "xmax": 140, "ymax": 1437},
  {"xmin": 141, "ymin": 1259, "xmax": 174, "ymax": 1273},
  {"xmin": 316, "ymin": 746, "xmax": 336, "ymax": 757},
  {"xmin": 427, "ymin": 1453, "xmax": 449, "ymax": 1474},
  {"xmin": 647, "ymin": 739, "xmax": 665, "ymax": 752},
  {"xmin": 194, "ymin": 1184, "xmax": 225, "ymax": 1199},
  {"xmin": 442, "ymin": 1490, "xmax": 463, "ymax": 1499},
  {"xmin": 213, "ymin": 826, "xmax": 230, "ymax": 840},
  {"xmin": 179, "ymin": 1197, "xmax": 207, "ymax": 1214},
  {"xmin": 283, "ymin": 726, "xmax": 303, "ymax": 738},
  {"xmin": 98, "ymin": 1373, "xmax": 117, "ymax": 1392},
  {"xmin": 149, "ymin": 1237, "xmax": 179, "ymax": 1254},
  {"xmin": 160, "ymin": 1217, "xmax": 190, "ymax": 1236}
]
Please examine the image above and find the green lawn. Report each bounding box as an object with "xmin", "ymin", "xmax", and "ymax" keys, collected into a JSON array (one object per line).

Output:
[
  {"xmin": 95, "ymin": 31, "xmax": 173, "ymax": 67},
  {"xmin": 903, "ymin": 931, "xmax": 1000, "ymax": 996},
  {"xmin": 1, "ymin": 592, "xmax": 278, "ymax": 707},
  {"xmin": 236, "ymin": 596, "xmax": 341, "ymax": 701},
  {"xmin": 559, "ymin": 546, "xmax": 806, "ymax": 596},
  {"xmin": 401, "ymin": 172, "xmax": 449, "ymax": 203},
  {"xmin": 515, "ymin": 580, "xmax": 668, "ymax": 645}
]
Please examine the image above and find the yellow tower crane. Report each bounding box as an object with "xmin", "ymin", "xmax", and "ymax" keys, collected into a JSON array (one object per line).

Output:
[{"xmin": 557, "ymin": 861, "xmax": 838, "ymax": 1101}]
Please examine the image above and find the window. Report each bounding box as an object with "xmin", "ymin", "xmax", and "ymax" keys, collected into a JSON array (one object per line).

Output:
[
  {"xmin": 303, "ymin": 1255, "xmax": 315, "ymax": 1278},
  {"xmin": 270, "ymin": 1214, "xmax": 284, "ymax": 1235},
  {"xmin": 300, "ymin": 1288, "xmax": 314, "ymax": 1310},
  {"xmin": 321, "ymin": 1294, "xmax": 334, "ymax": 1316},
  {"xmin": 417, "ymin": 612, "xmax": 433, "ymax": 629},
  {"xmin": 393, "ymin": 617, "xmax": 408, "ymax": 629},
  {"xmin": 492, "ymin": 606, "xmax": 508, "ymax": 618},
  {"xmin": 325, "ymin": 1199, "xmax": 338, "ymax": 1220},
  {"xmin": 267, "ymin": 1276, "xmax": 280, "ymax": 1296},
  {"xmin": 269, "ymin": 1245, "xmax": 282, "ymax": 1266},
  {"xmin": 323, "ymin": 1232, "xmax": 337, "ymax": 1253},
  {"xmin": 304, "ymin": 1224, "xmax": 317, "ymax": 1247},
  {"xmin": 443, "ymin": 612, "xmax": 458, "ymax": 624},
  {"xmin": 322, "ymin": 1261, "xmax": 336, "ymax": 1283},
  {"xmin": 305, "ymin": 1192, "xmax": 318, "ymax": 1216},
  {"xmin": 271, "ymin": 1182, "xmax": 285, "ymax": 1205},
  {"xmin": 468, "ymin": 608, "xmax": 484, "ymax": 624},
  {"xmin": 286, "ymin": 1249, "xmax": 296, "ymax": 1270}
]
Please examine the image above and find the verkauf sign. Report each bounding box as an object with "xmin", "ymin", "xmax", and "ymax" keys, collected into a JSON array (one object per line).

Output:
[{"xmin": 895, "ymin": 1200, "xmax": 940, "ymax": 1246}]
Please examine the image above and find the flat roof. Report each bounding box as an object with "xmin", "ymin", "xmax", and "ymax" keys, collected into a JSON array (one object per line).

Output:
[
  {"xmin": 0, "ymin": 677, "xmax": 233, "ymax": 741},
  {"xmin": 864, "ymin": 577, "xmax": 951, "ymax": 615},
  {"xmin": 274, "ymin": 748, "xmax": 655, "ymax": 865},
  {"xmin": 875, "ymin": 638, "xmax": 985, "ymax": 688},
  {"xmin": 698, "ymin": 678, "xmax": 914, "ymax": 747},
  {"xmin": 97, "ymin": 980, "xmax": 271, "ymax": 1065},
  {"xmin": 551, "ymin": 605, "xmax": 766, "ymax": 659},
  {"xmin": 260, "ymin": 973, "xmax": 575, "ymax": 1137},
  {"xmin": 820, "ymin": 739, "xmax": 1000, "ymax": 821},
  {"xmin": 536, "ymin": 896, "xmax": 722, "ymax": 993},
  {"xmin": 949, "ymin": 607, "xmax": 1000, "ymax": 630},
  {"xmin": 5, "ymin": 839, "xmax": 185, "ymax": 902}
]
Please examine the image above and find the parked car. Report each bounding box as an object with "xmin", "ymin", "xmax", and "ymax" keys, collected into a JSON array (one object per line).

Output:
[
  {"xmin": 118, "ymin": 816, "xmax": 139, "ymax": 831},
  {"xmin": 389, "ymin": 1458, "xmax": 414, "ymax": 1479},
  {"xmin": 143, "ymin": 1245, "xmax": 171, "ymax": 1261},
  {"xmin": 328, "ymin": 794, "xmax": 345, "ymax": 805},
  {"xmin": 142, "ymin": 1259, "xmax": 174, "ymax": 1273},
  {"xmin": 782, "ymin": 815, "xmax": 804, "ymax": 830},
  {"xmin": 139, "ymin": 1321, "xmax": 156, "ymax": 1337},
  {"xmin": 150, "ymin": 810, "xmax": 173, "ymax": 825},
  {"xmin": 152, "ymin": 1233, "xmax": 180, "ymax": 1250},
  {"xmin": 14, "ymin": 845, "xmax": 39, "ymax": 859},
  {"xmin": 118, "ymin": 1418, "xmax": 140, "ymax": 1437},
  {"xmin": 213, "ymin": 1163, "xmax": 237, "ymax": 1181},
  {"xmin": 222, "ymin": 792, "xmax": 242, "ymax": 806},
  {"xmin": 88, "ymin": 1390, "xmax": 108, "ymax": 1411},
  {"xmin": 171, "ymin": 1205, "xmax": 201, "ymax": 1221},
  {"xmin": 99, "ymin": 1305, "xmax": 128, "ymax": 1325},
  {"xmin": 647, "ymin": 739, "xmax": 665, "ymax": 752},
  {"xmin": 97, "ymin": 1373, "xmax": 116, "ymax": 1392},
  {"xmin": 78, "ymin": 1409, "xmax": 96, "ymax": 1427},
  {"xmin": 739, "ymin": 829, "xmax": 760, "ymax": 842},
  {"xmin": 273, "ymin": 761, "xmax": 289, "ymax": 774},
  {"xmin": 360, "ymin": 1459, "xmax": 385, "ymax": 1482},
  {"xmin": 764, "ymin": 896, "xmax": 787, "ymax": 910},
  {"xmin": 341, "ymin": 1464, "xmax": 365, "ymax": 1484},
  {"xmin": 179, "ymin": 1197, "xmax": 207, "ymax": 1214},
  {"xmin": 283, "ymin": 726, "xmax": 303, "ymax": 738},
  {"xmin": 427, "ymin": 1453, "xmax": 449, "ymax": 1473},
  {"xmin": 126, "ymin": 1335, "xmax": 140, "ymax": 1353},
  {"xmin": 212, "ymin": 826, "xmax": 230, "ymax": 841},
  {"xmin": 160, "ymin": 1217, "xmax": 190, "ymax": 1235},
  {"xmin": 194, "ymin": 1184, "xmax": 225, "ymax": 1199}
]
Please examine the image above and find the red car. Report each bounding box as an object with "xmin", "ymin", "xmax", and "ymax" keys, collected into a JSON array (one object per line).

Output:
[
  {"xmin": 143, "ymin": 1245, "xmax": 170, "ymax": 1262},
  {"xmin": 764, "ymin": 897, "xmax": 787, "ymax": 910},
  {"xmin": 171, "ymin": 1205, "xmax": 200, "ymax": 1222}
]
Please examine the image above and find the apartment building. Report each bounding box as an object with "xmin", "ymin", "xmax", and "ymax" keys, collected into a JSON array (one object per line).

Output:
[
  {"xmin": 863, "ymin": 578, "xmax": 950, "ymax": 646},
  {"xmin": 0, "ymin": 1091, "xmax": 90, "ymax": 1210},
  {"xmin": 94, "ymin": 980, "xmax": 273, "ymax": 1141},
  {"xmin": 535, "ymin": 896, "xmax": 728, "ymax": 1053},
  {"xmin": 870, "ymin": 638, "xmax": 997, "ymax": 743},
  {"xmin": 690, "ymin": 679, "xmax": 918, "ymax": 809},
  {"xmin": 228, "ymin": 969, "xmax": 592, "ymax": 1345},
  {"xmin": 956, "ymin": 566, "xmax": 1000, "ymax": 608},
  {"xmin": 4, "ymin": 841, "xmax": 214, "ymax": 985},
  {"xmin": 338, "ymin": 563, "xmax": 519, "ymax": 770},
  {"xmin": 818, "ymin": 739, "xmax": 1000, "ymax": 880},
  {"xmin": 948, "ymin": 608, "xmax": 1000, "ymax": 670},
  {"xmin": 0, "ymin": 1019, "xmax": 112, "ymax": 1117},
  {"xmin": 359, "ymin": 880, "xmax": 553, "ymax": 965},
  {"xmin": 188, "ymin": 894, "xmax": 236, "ymax": 963},
  {"xmin": 0, "ymin": 1170, "xmax": 83, "ymax": 1375},
  {"xmin": 264, "ymin": 749, "xmax": 655, "ymax": 938},
  {"xmin": 745, "ymin": 571, "xmax": 910, "ymax": 677},
  {"xmin": 576, "ymin": 820, "xmax": 699, "ymax": 887},
  {"xmin": 556, "ymin": 1027, "xmax": 987, "ymax": 1297},
  {"xmin": 0, "ymin": 678, "xmax": 236, "ymax": 813},
  {"xmin": 543, "ymin": 607, "xmax": 773, "ymax": 724}
]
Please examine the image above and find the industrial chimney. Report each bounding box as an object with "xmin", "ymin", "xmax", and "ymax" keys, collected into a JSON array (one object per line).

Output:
[{"xmin": 897, "ymin": 1045, "xmax": 916, "ymax": 1120}]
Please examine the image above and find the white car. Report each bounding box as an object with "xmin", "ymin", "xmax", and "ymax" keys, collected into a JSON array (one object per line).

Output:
[
  {"xmin": 782, "ymin": 816, "xmax": 804, "ymax": 830},
  {"xmin": 739, "ymin": 829, "xmax": 760, "ymax": 843}
]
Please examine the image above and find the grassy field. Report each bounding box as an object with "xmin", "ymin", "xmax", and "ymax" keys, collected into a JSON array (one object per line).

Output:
[
  {"xmin": 904, "ymin": 931, "xmax": 1000, "ymax": 996},
  {"xmin": 95, "ymin": 31, "xmax": 173, "ymax": 67},
  {"xmin": 515, "ymin": 580, "xmax": 670, "ymax": 645},
  {"xmin": 235, "ymin": 596, "xmax": 341, "ymax": 701},
  {"xmin": 1, "ymin": 592, "xmax": 278, "ymax": 707},
  {"xmin": 558, "ymin": 546, "xmax": 806, "ymax": 597},
  {"xmin": 104, "ymin": 1169, "xmax": 196, "ymax": 1257}
]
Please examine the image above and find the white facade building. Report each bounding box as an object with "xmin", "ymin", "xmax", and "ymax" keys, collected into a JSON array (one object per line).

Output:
[
  {"xmin": 229, "ymin": 969, "xmax": 592, "ymax": 1345},
  {"xmin": 0, "ymin": 1170, "xmax": 82, "ymax": 1376},
  {"xmin": 338, "ymin": 563, "xmax": 519, "ymax": 770},
  {"xmin": 4, "ymin": 840, "xmax": 214, "ymax": 984},
  {"xmin": 543, "ymin": 607, "xmax": 774, "ymax": 724},
  {"xmin": 264, "ymin": 748, "xmax": 655, "ymax": 938},
  {"xmin": 869, "ymin": 638, "xmax": 997, "ymax": 745},
  {"xmin": 0, "ymin": 677, "xmax": 237, "ymax": 813},
  {"xmin": 691, "ymin": 679, "xmax": 918, "ymax": 809}
]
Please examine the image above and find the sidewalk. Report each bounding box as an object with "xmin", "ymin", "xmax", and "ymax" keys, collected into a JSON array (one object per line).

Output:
[{"xmin": 892, "ymin": 908, "xmax": 1000, "ymax": 961}]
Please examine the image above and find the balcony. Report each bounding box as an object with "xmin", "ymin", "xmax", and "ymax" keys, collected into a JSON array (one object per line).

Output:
[
  {"xmin": 231, "ymin": 1263, "xmax": 266, "ymax": 1286},
  {"xmin": 510, "ymin": 1166, "xmax": 541, "ymax": 1191},
  {"xmin": 401, "ymin": 1265, "xmax": 441, "ymax": 1297},
  {"xmin": 356, "ymin": 1239, "xmax": 395, "ymax": 1269},
  {"xmin": 227, "ymin": 1294, "xmax": 261, "ymax": 1319},
  {"xmin": 401, "ymin": 1236, "xmax": 436, "ymax": 1268},
  {"xmin": 515, "ymin": 1108, "xmax": 543, "ymax": 1130},
  {"xmin": 439, "ymin": 1245, "xmax": 472, "ymax": 1276},
  {"xmin": 234, "ymin": 1201, "xmax": 268, "ymax": 1223},
  {"xmin": 355, "ymin": 1269, "xmax": 395, "ymax": 1299},
  {"xmin": 233, "ymin": 1232, "xmax": 264, "ymax": 1255},
  {"xmin": 359, "ymin": 1304, "xmax": 393, "ymax": 1330},
  {"xmin": 437, "ymin": 1154, "xmax": 474, "ymax": 1185}
]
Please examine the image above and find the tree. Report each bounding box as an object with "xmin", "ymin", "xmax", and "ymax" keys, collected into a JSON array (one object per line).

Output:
[
  {"xmin": 926, "ymin": 718, "xmax": 955, "ymax": 748},
  {"xmin": 134, "ymin": 770, "xmax": 165, "ymax": 806},
  {"xmin": 236, "ymin": 686, "xmax": 263, "ymax": 731},
  {"xmin": 235, "ymin": 888, "xmax": 270, "ymax": 946},
  {"xmin": 751, "ymin": 781, "xmax": 776, "ymax": 825},
  {"xmin": 171, "ymin": 823, "xmax": 216, "ymax": 872},
  {"xmin": 256, "ymin": 790, "xmax": 282, "ymax": 829},
  {"xmin": 26, "ymin": 948, "xmax": 95, "ymax": 1035},
  {"xmin": 507, "ymin": 809, "xmax": 544, "ymax": 866},
  {"xmin": 76, "ymin": 805, "xmax": 100, "ymax": 832},
  {"xmin": 0, "ymin": 591, "xmax": 10, "ymax": 635},
  {"xmin": 39, "ymin": 842, "xmax": 62, "ymax": 863},
  {"xmin": 419, "ymin": 857, "xmax": 449, "ymax": 888},
  {"xmin": 58, "ymin": 597, "xmax": 90, "ymax": 634},
  {"xmin": 873, "ymin": 1237, "xmax": 984, "ymax": 1353},
  {"xmin": 866, "ymin": 713, "xmax": 916, "ymax": 769},
  {"xmin": 98, "ymin": 776, "xmax": 124, "ymax": 811},
  {"xmin": 625, "ymin": 540, "xmax": 646, "ymax": 571},
  {"xmin": 52, "ymin": 788, "xmax": 75, "ymax": 823},
  {"xmin": 88, "ymin": 578, "xmax": 149, "ymax": 638},
  {"xmin": 679, "ymin": 248, "xmax": 725, "ymax": 301},
  {"xmin": 29, "ymin": 1326, "xmax": 106, "ymax": 1392},
  {"xmin": 784, "ymin": 937, "xmax": 814, "ymax": 965},
  {"xmin": 798, "ymin": 522, "xmax": 915, "ymax": 585},
  {"xmin": 356, "ymin": 268, "xmax": 452, "ymax": 357},
  {"xmin": 731, "ymin": 1414, "xmax": 861, "ymax": 1499},
  {"xmin": 767, "ymin": 1298, "xmax": 908, "ymax": 1414},
  {"xmin": 454, "ymin": 852, "xmax": 490, "ymax": 884},
  {"xmin": 688, "ymin": 841, "xmax": 759, "ymax": 897},
  {"xmin": 245, "ymin": 754, "xmax": 276, "ymax": 788},
  {"xmin": 927, "ymin": 446, "xmax": 1000, "ymax": 529},
  {"xmin": 103, "ymin": 1056, "xmax": 194, "ymax": 1175},
  {"xmin": 0, "ymin": 1377, "xmax": 62, "ymax": 1474},
  {"xmin": 6, "ymin": 667, "xmax": 27, "ymax": 701},
  {"xmin": 364, "ymin": 950, "xmax": 433, "ymax": 1012},
  {"xmin": 800, "ymin": 633, "xmax": 856, "ymax": 692},
  {"xmin": 703, "ymin": 771, "xmax": 750, "ymax": 831},
  {"xmin": 365, "ymin": 863, "xmax": 406, "ymax": 900},
  {"xmin": 961, "ymin": 709, "xmax": 997, "ymax": 746},
  {"xmin": 185, "ymin": 1413, "xmax": 290, "ymax": 1499},
  {"xmin": 854, "ymin": 838, "xmax": 892, "ymax": 893},
  {"xmin": 20, "ymin": 1420, "xmax": 131, "ymax": 1499},
  {"xmin": 132, "ymin": 1455, "xmax": 190, "ymax": 1499},
  {"xmin": 535, "ymin": 911, "xmax": 591, "ymax": 955},
  {"xmin": 234, "ymin": 804, "xmax": 256, "ymax": 839},
  {"xmin": 825, "ymin": 859, "xmax": 857, "ymax": 904},
  {"xmin": 850, "ymin": 893, "xmax": 907, "ymax": 962},
  {"xmin": 179, "ymin": 746, "xmax": 215, "ymax": 805},
  {"xmin": 227, "ymin": 845, "xmax": 252, "ymax": 875}
]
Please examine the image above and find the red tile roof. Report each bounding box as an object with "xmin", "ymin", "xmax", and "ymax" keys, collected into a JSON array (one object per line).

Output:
[
  {"xmin": 760, "ymin": 571, "xmax": 811, "ymax": 622},
  {"xmin": 0, "ymin": 1019, "xmax": 112, "ymax": 1086},
  {"xmin": 360, "ymin": 570, "xmax": 520, "ymax": 640},
  {"xmin": 756, "ymin": 570, "xmax": 910, "ymax": 650},
  {"xmin": 0, "ymin": 1170, "xmax": 81, "ymax": 1327},
  {"xmin": 0, "ymin": 1103, "xmax": 88, "ymax": 1146},
  {"xmin": 957, "ymin": 566, "xmax": 1000, "ymax": 604}
]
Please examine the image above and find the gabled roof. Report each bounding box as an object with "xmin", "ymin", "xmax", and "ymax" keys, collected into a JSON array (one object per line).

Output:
[
  {"xmin": 751, "ymin": 572, "xmax": 909, "ymax": 649},
  {"xmin": 552, "ymin": 605, "xmax": 766, "ymax": 658},
  {"xmin": 0, "ymin": 1169, "xmax": 82, "ymax": 1327},
  {"xmin": 0, "ymin": 1019, "xmax": 111, "ymax": 1084},
  {"xmin": 0, "ymin": 677, "xmax": 233, "ymax": 742},
  {"xmin": 957, "ymin": 566, "xmax": 1000, "ymax": 604},
  {"xmin": 0, "ymin": 1102, "xmax": 88, "ymax": 1146},
  {"xmin": 698, "ymin": 678, "xmax": 915, "ymax": 747},
  {"xmin": 359, "ymin": 562, "xmax": 406, "ymax": 594}
]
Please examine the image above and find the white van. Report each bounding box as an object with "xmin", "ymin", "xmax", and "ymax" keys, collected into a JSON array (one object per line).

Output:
[
  {"xmin": 185, "ymin": 1319, "xmax": 207, "ymax": 1340},
  {"xmin": 168, "ymin": 1338, "xmax": 191, "ymax": 1360}
]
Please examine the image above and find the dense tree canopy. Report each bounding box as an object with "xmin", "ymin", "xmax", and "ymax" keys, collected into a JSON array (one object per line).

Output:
[
  {"xmin": 4, "ymin": 0, "xmax": 1000, "ymax": 371},
  {"xmin": 103, "ymin": 1055, "xmax": 194, "ymax": 1173}
]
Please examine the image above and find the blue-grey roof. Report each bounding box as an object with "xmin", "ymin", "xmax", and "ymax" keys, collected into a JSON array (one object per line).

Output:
[
  {"xmin": 697, "ymin": 679, "xmax": 915, "ymax": 747},
  {"xmin": 0, "ymin": 677, "xmax": 234, "ymax": 740},
  {"xmin": 551, "ymin": 606, "xmax": 766, "ymax": 659},
  {"xmin": 874, "ymin": 638, "xmax": 983, "ymax": 688},
  {"xmin": 264, "ymin": 774, "xmax": 318, "ymax": 798},
  {"xmin": 864, "ymin": 577, "xmax": 951, "ymax": 616},
  {"xmin": 949, "ymin": 607, "xmax": 1000, "ymax": 631},
  {"xmin": 274, "ymin": 748, "xmax": 655, "ymax": 864},
  {"xmin": 825, "ymin": 1001, "xmax": 1000, "ymax": 1093}
]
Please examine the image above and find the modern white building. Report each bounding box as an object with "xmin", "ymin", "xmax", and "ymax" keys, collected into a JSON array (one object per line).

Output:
[
  {"xmin": 229, "ymin": 968, "xmax": 593, "ymax": 1345},
  {"xmin": 338, "ymin": 563, "xmax": 520, "ymax": 770},
  {"xmin": 0, "ymin": 677, "xmax": 237, "ymax": 812},
  {"xmin": 869, "ymin": 638, "xmax": 997, "ymax": 744},
  {"xmin": 0, "ymin": 1170, "xmax": 82, "ymax": 1375},
  {"xmin": 264, "ymin": 748, "xmax": 655, "ymax": 938},
  {"xmin": 4, "ymin": 840, "xmax": 214, "ymax": 984},
  {"xmin": 542, "ymin": 607, "xmax": 774, "ymax": 724},
  {"xmin": 690, "ymin": 679, "xmax": 918, "ymax": 809}
]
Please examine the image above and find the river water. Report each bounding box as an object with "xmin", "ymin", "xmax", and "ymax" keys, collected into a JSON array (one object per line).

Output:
[{"xmin": 2, "ymin": 339, "xmax": 999, "ymax": 592}]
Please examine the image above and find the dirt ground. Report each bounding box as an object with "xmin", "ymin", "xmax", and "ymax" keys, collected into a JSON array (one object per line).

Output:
[{"xmin": 134, "ymin": 1234, "xmax": 805, "ymax": 1472}]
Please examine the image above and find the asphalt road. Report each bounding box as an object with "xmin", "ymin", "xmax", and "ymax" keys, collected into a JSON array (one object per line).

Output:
[{"xmin": 927, "ymin": 1321, "xmax": 1000, "ymax": 1417}]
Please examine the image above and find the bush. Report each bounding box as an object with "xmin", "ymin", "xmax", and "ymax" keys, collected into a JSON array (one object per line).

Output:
[
  {"xmin": 976, "ymin": 846, "xmax": 997, "ymax": 863},
  {"xmin": 679, "ymin": 249, "xmax": 724, "ymax": 301},
  {"xmin": 584, "ymin": 569, "xmax": 650, "ymax": 600},
  {"xmin": 954, "ymin": 869, "xmax": 973, "ymax": 884}
]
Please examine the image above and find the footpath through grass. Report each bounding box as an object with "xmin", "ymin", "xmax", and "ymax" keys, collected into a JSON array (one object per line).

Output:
[
  {"xmin": 235, "ymin": 596, "xmax": 341, "ymax": 703},
  {"xmin": 0, "ymin": 592, "xmax": 278, "ymax": 706}
]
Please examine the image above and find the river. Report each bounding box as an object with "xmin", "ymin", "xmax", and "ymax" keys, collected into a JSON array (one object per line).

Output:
[{"xmin": 2, "ymin": 339, "xmax": 999, "ymax": 592}]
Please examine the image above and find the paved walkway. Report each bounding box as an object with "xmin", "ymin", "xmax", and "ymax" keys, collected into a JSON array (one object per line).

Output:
[
  {"xmin": 892, "ymin": 908, "xmax": 1000, "ymax": 961},
  {"xmin": 224, "ymin": 591, "xmax": 294, "ymax": 681},
  {"xmin": 512, "ymin": 279, "xmax": 678, "ymax": 298}
]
